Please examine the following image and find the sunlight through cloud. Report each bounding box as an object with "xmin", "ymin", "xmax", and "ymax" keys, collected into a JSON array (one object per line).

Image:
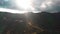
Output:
[{"xmin": 15, "ymin": 0, "xmax": 33, "ymax": 10}]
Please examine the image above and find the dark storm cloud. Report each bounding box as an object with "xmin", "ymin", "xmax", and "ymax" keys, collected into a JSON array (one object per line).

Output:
[
  {"xmin": 33, "ymin": 0, "xmax": 60, "ymax": 13},
  {"xmin": 33, "ymin": 0, "xmax": 45, "ymax": 11},
  {"xmin": 46, "ymin": 0, "xmax": 60, "ymax": 13},
  {"xmin": 0, "ymin": 0, "xmax": 10, "ymax": 8},
  {"xmin": 0, "ymin": 0, "xmax": 17, "ymax": 10}
]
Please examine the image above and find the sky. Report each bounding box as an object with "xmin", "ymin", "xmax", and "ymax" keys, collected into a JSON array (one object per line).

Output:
[
  {"xmin": 0, "ymin": 0, "xmax": 11, "ymax": 8},
  {"xmin": 0, "ymin": 0, "xmax": 60, "ymax": 13}
]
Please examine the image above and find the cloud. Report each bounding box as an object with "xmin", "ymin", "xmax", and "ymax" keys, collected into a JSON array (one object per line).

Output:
[
  {"xmin": 32, "ymin": 0, "xmax": 60, "ymax": 13},
  {"xmin": 0, "ymin": 0, "xmax": 60, "ymax": 13}
]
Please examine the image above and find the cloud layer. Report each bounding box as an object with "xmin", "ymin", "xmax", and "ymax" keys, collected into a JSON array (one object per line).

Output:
[{"xmin": 0, "ymin": 0, "xmax": 60, "ymax": 13}]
